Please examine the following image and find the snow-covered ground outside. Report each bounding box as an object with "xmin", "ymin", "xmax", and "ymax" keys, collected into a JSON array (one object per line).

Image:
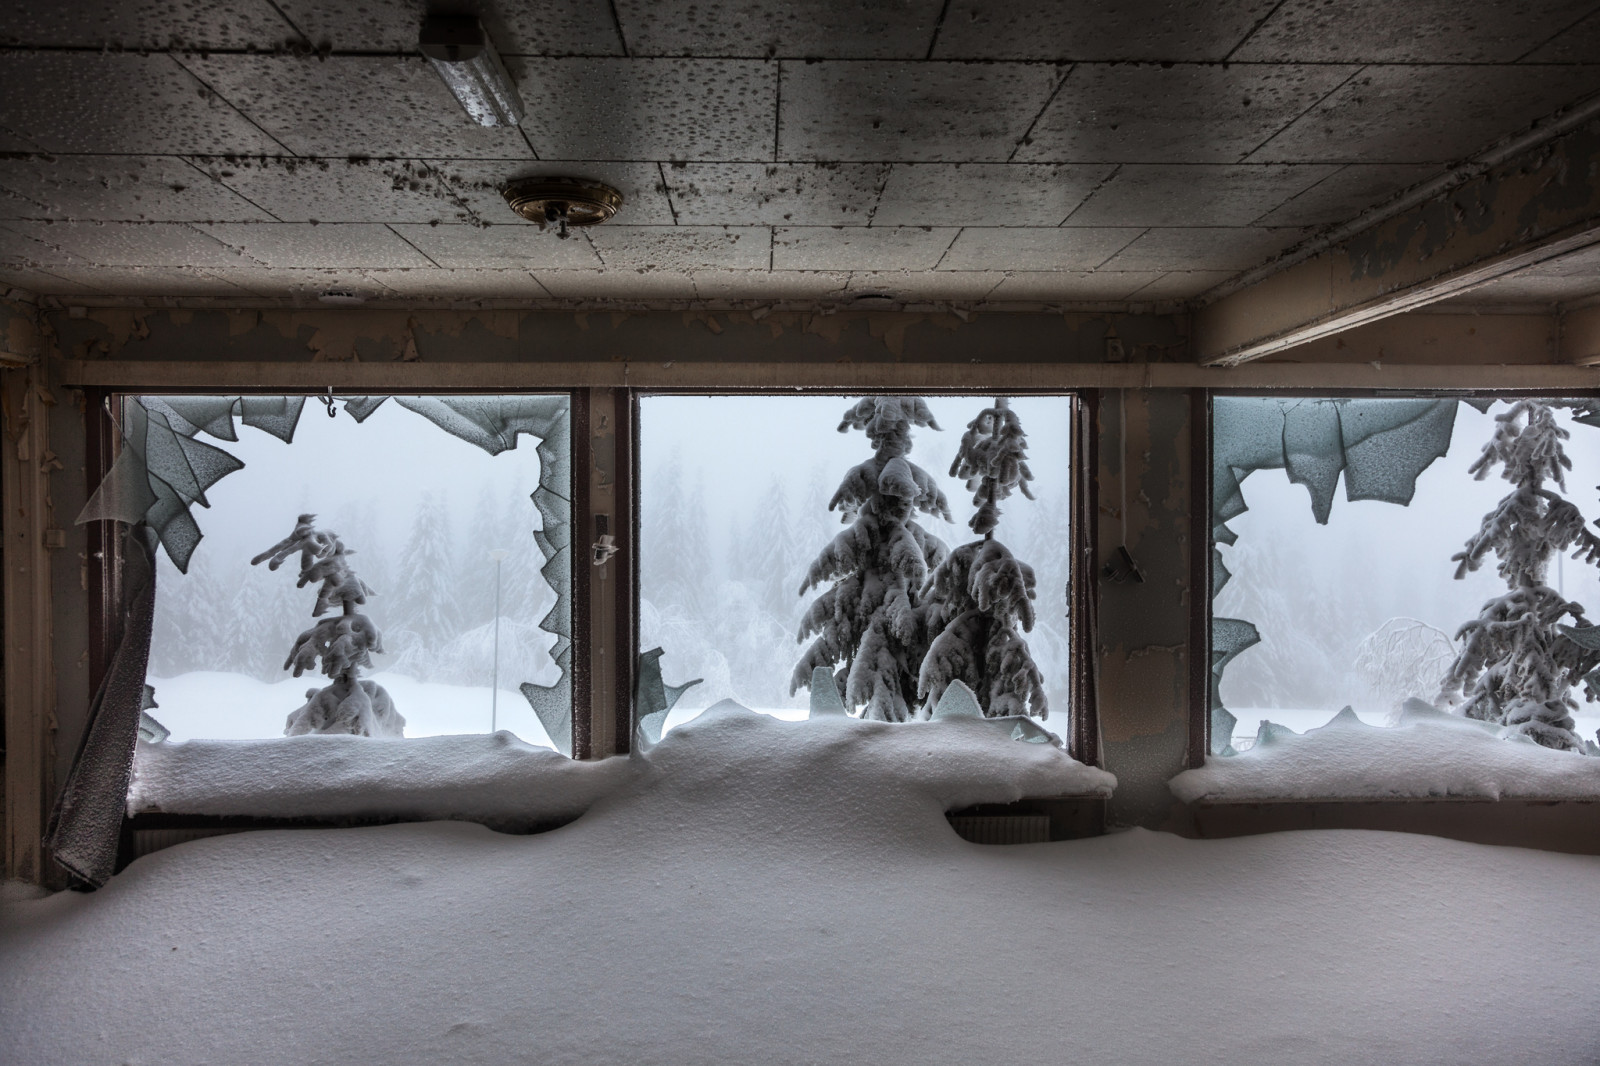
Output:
[
  {"xmin": 1178, "ymin": 703, "xmax": 1600, "ymax": 802},
  {"xmin": 8, "ymin": 704, "xmax": 1600, "ymax": 1065},
  {"xmin": 1229, "ymin": 706, "xmax": 1600, "ymax": 752}
]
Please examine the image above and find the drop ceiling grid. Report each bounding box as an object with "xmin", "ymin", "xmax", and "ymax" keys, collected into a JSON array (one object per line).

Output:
[{"xmin": 1, "ymin": 0, "xmax": 1600, "ymax": 305}]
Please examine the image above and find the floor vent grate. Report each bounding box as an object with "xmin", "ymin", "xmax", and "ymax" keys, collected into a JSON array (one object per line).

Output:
[{"xmin": 947, "ymin": 814, "xmax": 1051, "ymax": 845}]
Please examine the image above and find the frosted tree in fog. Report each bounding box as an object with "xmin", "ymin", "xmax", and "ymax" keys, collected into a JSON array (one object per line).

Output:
[
  {"xmin": 919, "ymin": 398, "xmax": 1048, "ymax": 718},
  {"xmin": 793, "ymin": 397, "xmax": 952, "ymax": 721},
  {"xmin": 393, "ymin": 492, "xmax": 459, "ymax": 656},
  {"xmin": 1438, "ymin": 400, "xmax": 1600, "ymax": 751},
  {"xmin": 253, "ymin": 514, "xmax": 405, "ymax": 738}
]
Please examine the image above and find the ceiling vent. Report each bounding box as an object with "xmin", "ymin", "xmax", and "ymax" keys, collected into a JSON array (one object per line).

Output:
[{"xmin": 501, "ymin": 177, "xmax": 624, "ymax": 239}]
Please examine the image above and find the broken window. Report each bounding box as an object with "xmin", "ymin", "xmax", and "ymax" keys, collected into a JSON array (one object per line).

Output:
[{"xmin": 1210, "ymin": 394, "xmax": 1600, "ymax": 758}]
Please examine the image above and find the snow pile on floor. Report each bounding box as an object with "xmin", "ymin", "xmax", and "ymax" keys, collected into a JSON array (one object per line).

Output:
[
  {"xmin": 5, "ymin": 704, "xmax": 1597, "ymax": 1065},
  {"xmin": 1172, "ymin": 704, "xmax": 1600, "ymax": 803},
  {"xmin": 128, "ymin": 699, "xmax": 1113, "ymax": 827}
]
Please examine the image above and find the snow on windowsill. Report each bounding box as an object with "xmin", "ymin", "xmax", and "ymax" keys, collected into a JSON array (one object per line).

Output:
[
  {"xmin": 1170, "ymin": 705, "xmax": 1600, "ymax": 804},
  {"xmin": 128, "ymin": 700, "xmax": 1115, "ymax": 828}
]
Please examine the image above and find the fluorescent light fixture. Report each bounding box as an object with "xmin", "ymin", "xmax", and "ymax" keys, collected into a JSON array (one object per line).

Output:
[{"xmin": 420, "ymin": 16, "xmax": 524, "ymax": 128}]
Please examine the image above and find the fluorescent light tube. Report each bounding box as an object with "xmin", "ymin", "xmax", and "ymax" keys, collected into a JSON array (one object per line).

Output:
[{"xmin": 420, "ymin": 16, "xmax": 524, "ymax": 128}]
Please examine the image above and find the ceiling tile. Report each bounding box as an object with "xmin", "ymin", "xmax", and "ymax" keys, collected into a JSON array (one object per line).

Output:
[
  {"xmin": 0, "ymin": 53, "xmax": 285, "ymax": 156},
  {"xmin": 1099, "ymin": 227, "xmax": 1300, "ymax": 271},
  {"xmin": 189, "ymin": 157, "xmax": 479, "ymax": 226},
  {"xmin": 872, "ymin": 164, "xmax": 1116, "ymax": 227},
  {"xmin": 932, "ymin": 0, "xmax": 1278, "ymax": 61},
  {"xmin": 0, "ymin": 0, "xmax": 296, "ymax": 50},
  {"xmin": 778, "ymin": 61, "xmax": 1061, "ymax": 162},
  {"xmin": 1250, "ymin": 64, "xmax": 1600, "ymax": 164},
  {"xmin": 180, "ymin": 54, "xmax": 535, "ymax": 159},
  {"xmin": 0, "ymin": 268, "xmax": 103, "ymax": 296},
  {"xmin": 773, "ymin": 226, "xmax": 958, "ymax": 270},
  {"xmin": 614, "ymin": 0, "xmax": 943, "ymax": 58},
  {"xmin": 1123, "ymin": 270, "xmax": 1237, "ymax": 301},
  {"xmin": 358, "ymin": 269, "xmax": 547, "ymax": 299},
  {"xmin": 0, "ymin": 156, "xmax": 272, "ymax": 223},
  {"xmin": 984, "ymin": 270, "xmax": 1166, "ymax": 301},
  {"xmin": 663, "ymin": 163, "xmax": 887, "ymax": 226},
  {"xmin": 1232, "ymin": 0, "xmax": 1595, "ymax": 62},
  {"xmin": 689, "ymin": 269, "xmax": 850, "ymax": 298},
  {"xmin": 1520, "ymin": 9, "xmax": 1600, "ymax": 61},
  {"xmin": 274, "ymin": 0, "xmax": 622, "ymax": 55},
  {"xmin": 1, "ymin": 221, "xmax": 248, "ymax": 268},
  {"xmin": 531, "ymin": 271, "xmax": 701, "ymax": 299},
  {"xmin": 844, "ymin": 270, "xmax": 1004, "ymax": 299},
  {"xmin": 1252, "ymin": 163, "xmax": 1442, "ymax": 226},
  {"xmin": 939, "ymin": 227, "xmax": 1142, "ymax": 271},
  {"xmin": 389, "ymin": 223, "xmax": 603, "ymax": 269},
  {"xmin": 516, "ymin": 59, "xmax": 776, "ymax": 161},
  {"xmin": 1014, "ymin": 63, "xmax": 1358, "ymax": 164},
  {"xmin": 201, "ymin": 267, "xmax": 402, "ymax": 300},
  {"xmin": 21, "ymin": 265, "xmax": 262, "ymax": 298},
  {"xmin": 0, "ymin": 226, "xmax": 100, "ymax": 270},
  {"xmin": 197, "ymin": 223, "xmax": 434, "ymax": 268},
  {"xmin": 587, "ymin": 226, "xmax": 771, "ymax": 270},
  {"xmin": 449, "ymin": 161, "xmax": 677, "ymax": 226},
  {"xmin": 1067, "ymin": 165, "xmax": 1337, "ymax": 227}
]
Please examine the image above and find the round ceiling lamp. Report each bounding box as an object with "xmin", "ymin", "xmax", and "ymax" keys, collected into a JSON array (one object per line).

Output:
[{"xmin": 501, "ymin": 177, "xmax": 624, "ymax": 239}]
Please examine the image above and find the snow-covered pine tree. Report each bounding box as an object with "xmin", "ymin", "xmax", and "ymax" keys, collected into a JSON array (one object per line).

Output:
[
  {"xmin": 1437, "ymin": 400, "xmax": 1600, "ymax": 751},
  {"xmin": 792, "ymin": 396, "xmax": 952, "ymax": 721},
  {"xmin": 394, "ymin": 491, "xmax": 460, "ymax": 657},
  {"xmin": 918, "ymin": 398, "xmax": 1048, "ymax": 719},
  {"xmin": 253, "ymin": 514, "xmax": 405, "ymax": 737}
]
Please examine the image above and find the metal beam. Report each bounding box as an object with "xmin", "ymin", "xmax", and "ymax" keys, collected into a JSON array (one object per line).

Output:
[{"xmin": 1194, "ymin": 111, "xmax": 1600, "ymax": 366}]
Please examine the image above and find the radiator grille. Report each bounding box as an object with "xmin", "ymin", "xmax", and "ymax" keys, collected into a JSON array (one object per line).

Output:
[{"xmin": 947, "ymin": 814, "xmax": 1051, "ymax": 845}]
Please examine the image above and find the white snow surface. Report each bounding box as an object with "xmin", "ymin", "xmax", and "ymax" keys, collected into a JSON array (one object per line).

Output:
[
  {"xmin": 1173, "ymin": 705, "xmax": 1600, "ymax": 802},
  {"xmin": 128, "ymin": 699, "xmax": 1112, "ymax": 825},
  {"xmin": 7, "ymin": 706, "xmax": 1600, "ymax": 1065}
]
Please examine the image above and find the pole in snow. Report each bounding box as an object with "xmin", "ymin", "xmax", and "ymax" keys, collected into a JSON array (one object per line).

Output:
[{"xmin": 489, "ymin": 548, "xmax": 510, "ymax": 732}]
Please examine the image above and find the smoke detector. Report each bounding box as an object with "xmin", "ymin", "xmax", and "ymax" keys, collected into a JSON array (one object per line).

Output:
[{"xmin": 501, "ymin": 177, "xmax": 624, "ymax": 239}]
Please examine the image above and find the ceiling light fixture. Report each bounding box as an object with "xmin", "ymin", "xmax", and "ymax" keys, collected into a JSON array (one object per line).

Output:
[
  {"xmin": 501, "ymin": 177, "xmax": 624, "ymax": 239},
  {"xmin": 420, "ymin": 15, "xmax": 524, "ymax": 127}
]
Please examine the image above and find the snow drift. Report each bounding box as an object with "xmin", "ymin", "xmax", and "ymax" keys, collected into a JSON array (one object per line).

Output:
[{"xmin": 1171, "ymin": 703, "xmax": 1600, "ymax": 803}]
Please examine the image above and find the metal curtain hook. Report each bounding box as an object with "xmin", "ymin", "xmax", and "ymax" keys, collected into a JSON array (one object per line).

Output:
[{"xmin": 319, "ymin": 387, "xmax": 337, "ymax": 418}]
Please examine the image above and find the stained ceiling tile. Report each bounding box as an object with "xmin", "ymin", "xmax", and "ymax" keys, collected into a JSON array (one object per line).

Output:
[
  {"xmin": 447, "ymin": 161, "xmax": 678, "ymax": 227},
  {"xmin": 931, "ymin": 0, "xmax": 1278, "ymax": 61},
  {"xmin": 1252, "ymin": 163, "xmax": 1442, "ymax": 226},
  {"xmin": 0, "ymin": 225, "xmax": 100, "ymax": 270},
  {"xmin": 188, "ymin": 157, "xmax": 478, "ymax": 226},
  {"xmin": 1250, "ymin": 64, "xmax": 1600, "ymax": 164},
  {"xmin": 939, "ymin": 227, "xmax": 1142, "ymax": 271},
  {"xmin": 1014, "ymin": 63, "xmax": 1358, "ymax": 165},
  {"xmin": 690, "ymin": 269, "xmax": 850, "ymax": 298},
  {"xmin": 23, "ymin": 265, "xmax": 261, "ymax": 297},
  {"xmin": 1123, "ymin": 270, "xmax": 1237, "ymax": 301},
  {"xmin": 1099, "ymin": 227, "xmax": 1301, "ymax": 271},
  {"xmin": 0, "ymin": 156, "xmax": 272, "ymax": 223},
  {"xmin": 197, "ymin": 223, "xmax": 434, "ymax": 268},
  {"xmin": 1, "ymin": 221, "xmax": 248, "ymax": 268},
  {"xmin": 663, "ymin": 163, "xmax": 887, "ymax": 226},
  {"xmin": 0, "ymin": 0, "xmax": 297, "ymax": 50},
  {"xmin": 1520, "ymin": 9, "xmax": 1600, "ymax": 60},
  {"xmin": 873, "ymin": 163, "xmax": 1117, "ymax": 227},
  {"xmin": 0, "ymin": 268, "xmax": 102, "ymax": 296},
  {"xmin": 1232, "ymin": 0, "xmax": 1594, "ymax": 62},
  {"xmin": 389, "ymin": 222, "xmax": 603, "ymax": 269},
  {"xmin": 614, "ymin": 0, "xmax": 943, "ymax": 58},
  {"xmin": 984, "ymin": 270, "xmax": 1167, "ymax": 301},
  {"xmin": 778, "ymin": 61, "xmax": 1061, "ymax": 162},
  {"xmin": 1067, "ymin": 165, "xmax": 1337, "ymax": 227},
  {"xmin": 201, "ymin": 267, "xmax": 402, "ymax": 300},
  {"xmin": 359, "ymin": 268, "xmax": 547, "ymax": 298},
  {"xmin": 179, "ymin": 55, "xmax": 535, "ymax": 159},
  {"xmin": 587, "ymin": 226, "xmax": 771, "ymax": 270},
  {"xmin": 531, "ymin": 270, "xmax": 701, "ymax": 298},
  {"xmin": 844, "ymin": 270, "xmax": 1004, "ymax": 299},
  {"xmin": 0, "ymin": 53, "xmax": 285, "ymax": 156},
  {"xmin": 773, "ymin": 226, "xmax": 958, "ymax": 270},
  {"xmin": 516, "ymin": 59, "xmax": 776, "ymax": 161},
  {"xmin": 274, "ymin": 0, "xmax": 622, "ymax": 55}
]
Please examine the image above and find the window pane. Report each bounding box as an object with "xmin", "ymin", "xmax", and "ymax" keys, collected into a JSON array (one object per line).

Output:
[
  {"xmin": 141, "ymin": 394, "xmax": 569, "ymax": 747},
  {"xmin": 638, "ymin": 394, "xmax": 1073, "ymax": 736}
]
